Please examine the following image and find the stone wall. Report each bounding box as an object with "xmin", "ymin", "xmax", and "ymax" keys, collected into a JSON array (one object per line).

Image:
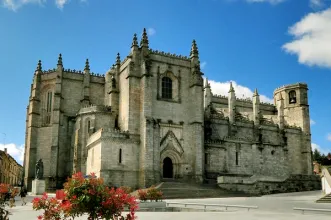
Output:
[
  {"xmin": 86, "ymin": 129, "xmax": 141, "ymax": 189},
  {"xmin": 218, "ymin": 174, "xmax": 321, "ymax": 195}
]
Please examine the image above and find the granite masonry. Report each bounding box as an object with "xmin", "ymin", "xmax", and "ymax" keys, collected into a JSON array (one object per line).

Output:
[{"xmin": 23, "ymin": 28, "xmax": 320, "ymax": 194}]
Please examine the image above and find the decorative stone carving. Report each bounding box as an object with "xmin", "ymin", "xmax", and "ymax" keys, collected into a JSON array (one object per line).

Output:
[{"xmin": 160, "ymin": 130, "xmax": 184, "ymax": 156}]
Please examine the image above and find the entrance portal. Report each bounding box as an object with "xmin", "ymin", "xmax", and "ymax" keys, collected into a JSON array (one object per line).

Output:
[{"xmin": 163, "ymin": 157, "xmax": 173, "ymax": 178}]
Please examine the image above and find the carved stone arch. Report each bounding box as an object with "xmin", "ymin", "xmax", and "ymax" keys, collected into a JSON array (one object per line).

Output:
[
  {"xmin": 157, "ymin": 69, "xmax": 181, "ymax": 102},
  {"xmin": 160, "ymin": 131, "xmax": 183, "ymax": 179},
  {"xmin": 160, "ymin": 130, "xmax": 184, "ymax": 156},
  {"xmin": 160, "ymin": 149, "xmax": 182, "ymax": 179}
]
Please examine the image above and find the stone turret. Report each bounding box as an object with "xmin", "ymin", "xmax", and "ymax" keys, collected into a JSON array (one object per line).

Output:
[
  {"xmin": 228, "ymin": 82, "xmax": 236, "ymax": 124},
  {"xmin": 82, "ymin": 59, "xmax": 91, "ymax": 106},
  {"xmin": 204, "ymin": 78, "xmax": 212, "ymax": 109},
  {"xmin": 277, "ymin": 93, "xmax": 284, "ymax": 129},
  {"xmin": 110, "ymin": 54, "xmax": 120, "ymax": 113},
  {"xmin": 24, "ymin": 60, "xmax": 43, "ymax": 190},
  {"xmin": 140, "ymin": 28, "xmax": 149, "ymax": 56},
  {"xmin": 57, "ymin": 54, "xmax": 63, "ymax": 71},
  {"xmin": 253, "ymin": 88, "xmax": 260, "ymax": 126},
  {"xmin": 273, "ymin": 83, "xmax": 310, "ymax": 134},
  {"xmin": 190, "ymin": 40, "xmax": 203, "ymax": 87}
]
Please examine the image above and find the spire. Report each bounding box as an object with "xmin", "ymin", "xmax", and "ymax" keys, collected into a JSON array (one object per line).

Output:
[
  {"xmin": 131, "ymin": 33, "xmax": 138, "ymax": 48},
  {"xmin": 84, "ymin": 59, "xmax": 90, "ymax": 71},
  {"xmin": 204, "ymin": 78, "xmax": 210, "ymax": 88},
  {"xmin": 57, "ymin": 53, "xmax": 63, "ymax": 66},
  {"xmin": 190, "ymin": 40, "xmax": 199, "ymax": 58},
  {"xmin": 253, "ymin": 88, "xmax": 259, "ymax": 96},
  {"xmin": 140, "ymin": 28, "xmax": 149, "ymax": 48},
  {"xmin": 116, "ymin": 53, "xmax": 121, "ymax": 66},
  {"xmin": 229, "ymin": 82, "xmax": 235, "ymax": 93},
  {"xmin": 36, "ymin": 60, "xmax": 42, "ymax": 72}
]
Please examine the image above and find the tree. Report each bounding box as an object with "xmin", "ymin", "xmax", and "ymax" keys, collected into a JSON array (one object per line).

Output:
[{"xmin": 313, "ymin": 148, "xmax": 322, "ymax": 163}]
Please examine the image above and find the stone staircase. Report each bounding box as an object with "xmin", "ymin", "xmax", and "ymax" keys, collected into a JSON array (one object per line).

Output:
[
  {"xmin": 158, "ymin": 179, "xmax": 249, "ymax": 199},
  {"xmin": 316, "ymin": 193, "xmax": 331, "ymax": 203}
]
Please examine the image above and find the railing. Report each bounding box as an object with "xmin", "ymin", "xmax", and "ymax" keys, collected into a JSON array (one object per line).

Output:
[
  {"xmin": 166, "ymin": 202, "xmax": 258, "ymax": 212},
  {"xmin": 294, "ymin": 207, "xmax": 331, "ymax": 214}
]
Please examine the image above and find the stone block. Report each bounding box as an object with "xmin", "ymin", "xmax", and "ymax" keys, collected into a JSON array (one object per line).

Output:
[{"xmin": 32, "ymin": 179, "xmax": 46, "ymax": 195}]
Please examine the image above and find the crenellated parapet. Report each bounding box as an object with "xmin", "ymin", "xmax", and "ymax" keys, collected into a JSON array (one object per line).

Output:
[
  {"xmin": 42, "ymin": 68, "xmax": 57, "ymax": 74},
  {"xmin": 212, "ymin": 94, "xmax": 227, "ymax": 99},
  {"xmin": 274, "ymin": 82, "xmax": 308, "ymax": 93},
  {"xmin": 236, "ymin": 97, "xmax": 253, "ymax": 103},
  {"xmin": 149, "ymin": 49, "xmax": 190, "ymax": 61}
]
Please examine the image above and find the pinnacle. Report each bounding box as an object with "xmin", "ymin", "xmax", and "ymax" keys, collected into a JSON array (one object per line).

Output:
[
  {"xmin": 253, "ymin": 88, "xmax": 259, "ymax": 96},
  {"xmin": 85, "ymin": 58, "xmax": 90, "ymax": 71},
  {"xmin": 204, "ymin": 78, "xmax": 210, "ymax": 88},
  {"xmin": 116, "ymin": 53, "xmax": 121, "ymax": 65},
  {"xmin": 190, "ymin": 39, "xmax": 199, "ymax": 58},
  {"xmin": 57, "ymin": 53, "xmax": 63, "ymax": 66},
  {"xmin": 131, "ymin": 33, "xmax": 138, "ymax": 47},
  {"xmin": 36, "ymin": 60, "xmax": 42, "ymax": 72},
  {"xmin": 140, "ymin": 28, "xmax": 149, "ymax": 47},
  {"xmin": 229, "ymin": 82, "xmax": 235, "ymax": 93}
]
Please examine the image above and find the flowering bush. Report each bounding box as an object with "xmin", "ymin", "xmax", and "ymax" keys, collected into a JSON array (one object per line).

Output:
[
  {"xmin": 33, "ymin": 172, "xmax": 138, "ymax": 220},
  {"xmin": 137, "ymin": 190, "xmax": 148, "ymax": 202},
  {"xmin": 137, "ymin": 186, "xmax": 163, "ymax": 202},
  {"xmin": 119, "ymin": 186, "xmax": 133, "ymax": 194},
  {"xmin": 146, "ymin": 186, "xmax": 163, "ymax": 202},
  {"xmin": 32, "ymin": 193, "xmax": 66, "ymax": 219},
  {"xmin": 0, "ymin": 183, "xmax": 12, "ymax": 219}
]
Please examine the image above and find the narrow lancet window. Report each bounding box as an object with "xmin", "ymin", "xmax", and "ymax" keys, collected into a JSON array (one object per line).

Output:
[
  {"xmin": 235, "ymin": 152, "xmax": 239, "ymax": 166},
  {"xmin": 119, "ymin": 148, "xmax": 122, "ymax": 164},
  {"xmin": 45, "ymin": 91, "xmax": 53, "ymax": 124}
]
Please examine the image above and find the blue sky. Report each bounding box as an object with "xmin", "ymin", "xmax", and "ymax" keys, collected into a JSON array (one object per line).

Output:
[{"xmin": 0, "ymin": 0, "xmax": 331, "ymax": 165}]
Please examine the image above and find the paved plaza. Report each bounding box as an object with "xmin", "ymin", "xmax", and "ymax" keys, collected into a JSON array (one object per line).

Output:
[{"xmin": 6, "ymin": 190, "xmax": 331, "ymax": 219}]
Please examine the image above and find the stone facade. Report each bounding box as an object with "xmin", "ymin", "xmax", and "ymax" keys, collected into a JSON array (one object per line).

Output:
[
  {"xmin": 24, "ymin": 28, "xmax": 317, "ymax": 193},
  {"xmin": 0, "ymin": 148, "xmax": 23, "ymax": 185}
]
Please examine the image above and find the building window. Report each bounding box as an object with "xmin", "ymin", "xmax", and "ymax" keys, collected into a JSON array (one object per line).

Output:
[
  {"xmin": 119, "ymin": 149, "xmax": 122, "ymax": 164},
  {"xmin": 235, "ymin": 152, "xmax": 239, "ymax": 166},
  {"xmin": 114, "ymin": 115, "xmax": 119, "ymax": 130},
  {"xmin": 162, "ymin": 77, "xmax": 172, "ymax": 99},
  {"xmin": 45, "ymin": 91, "xmax": 53, "ymax": 124},
  {"xmin": 289, "ymin": 90, "xmax": 296, "ymax": 104},
  {"xmin": 87, "ymin": 120, "xmax": 91, "ymax": 134}
]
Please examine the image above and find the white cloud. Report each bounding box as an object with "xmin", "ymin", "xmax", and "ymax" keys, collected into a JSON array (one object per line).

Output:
[
  {"xmin": 246, "ymin": 0, "xmax": 285, "ymax": 4},
  {"xmin": 147, "ymin": 28, "xmax": 156, "ymax": 36},
  {"xmin": 310, "ymin": 119, "xmax": 316, "ymax": 125},
  {"xmin": 200, "ymin": 61, "xmax": 207, "ymax": 70},
  {"xmin": 327, "ymin": 133, "xmax": 331, "ymax": 141},
  {"xmin": 208, "ymin": 80, "xmax": 274, "ymax": 103},
  {"xmin": 282, "ymin": 8, "xmax": 331, "ymax": 69},
  {"xmin": 2, "ymin": 0, "xmax": 45, "ymax": 11},
  {"xmin": 310, "ymin": 0, "xmax": 324, "ymax": 7},
  {"xmin": 0, "ymin": 143, "xmax": 24, "ymax": 165},
  {"xmin": 55, "ymin": 0, "xmax": 68, "ymax": 9}
]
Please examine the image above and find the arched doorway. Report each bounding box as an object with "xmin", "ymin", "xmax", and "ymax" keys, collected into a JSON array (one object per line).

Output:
[{"xmin": 163, "ymin": 157, "xmax": 173, "ymax": 178}]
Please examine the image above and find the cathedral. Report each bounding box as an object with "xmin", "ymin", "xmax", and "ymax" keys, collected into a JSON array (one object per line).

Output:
[{"xmin": 23, "ymin": 28, "xmax": 320, "ymax": 193}]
